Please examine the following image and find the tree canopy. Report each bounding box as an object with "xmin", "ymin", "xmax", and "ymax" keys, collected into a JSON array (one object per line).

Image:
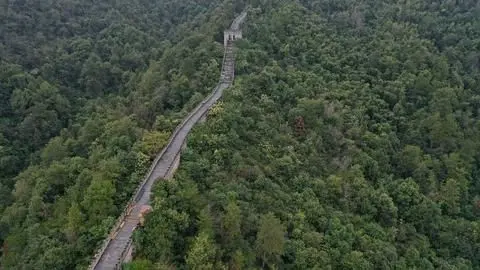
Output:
[
  {"xmin": 0, "ymin": 0, "xmax": 246, "ymax": 268},
  {"xmin": 2, "ymin": 0, "xmax": 480, "ymax": 269},
  {"xmin": 130, "ymin": 0, "xmax": 480, "ymax": 269}
]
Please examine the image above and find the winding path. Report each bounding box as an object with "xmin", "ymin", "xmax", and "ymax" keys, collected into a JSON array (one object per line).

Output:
[{"xmin": 88, "ymin": 12, "xmax": 246, "ymax": 270}]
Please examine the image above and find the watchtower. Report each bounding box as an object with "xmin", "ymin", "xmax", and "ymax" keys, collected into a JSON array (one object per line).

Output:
[
  {"xmin": 224, "ymin": 30, "xmax": 242, "ymax": 47},
  {"xmin": 223, "ymin": 11, "xmax": 247, "ymax": 47}
]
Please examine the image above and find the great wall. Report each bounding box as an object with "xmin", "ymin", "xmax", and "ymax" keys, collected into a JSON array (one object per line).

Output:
[{"xmin": 87, "ymin": 11, "xmax": 247, "ymax": 270}]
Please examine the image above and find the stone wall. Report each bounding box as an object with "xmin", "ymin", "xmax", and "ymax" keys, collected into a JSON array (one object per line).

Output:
[{"xmin": 224, "ymin": 30, "xmax": 242, "ymax": 47}]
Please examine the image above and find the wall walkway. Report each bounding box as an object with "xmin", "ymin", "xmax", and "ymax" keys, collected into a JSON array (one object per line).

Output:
[{"xmin": 87, "ymin": 11, "xmax": 246, "ymax": 270}]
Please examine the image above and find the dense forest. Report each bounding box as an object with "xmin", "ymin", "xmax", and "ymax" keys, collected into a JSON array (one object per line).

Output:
[
  {"xmin": 129, "ymin": 0, "xmax": 480, "ymax": 269},
  {"xmin": 0, "ymin": 0, "xmax": 245, "ymax": 268},
  {"xmin": 1, "ymin": 0, "xmax": 480, "ymax": 269}
]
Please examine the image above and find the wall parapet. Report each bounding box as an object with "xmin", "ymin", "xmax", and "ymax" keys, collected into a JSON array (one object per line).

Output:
[{"xmin": 88, "ymin": 10, "xmax": 246, "ymax": 270}]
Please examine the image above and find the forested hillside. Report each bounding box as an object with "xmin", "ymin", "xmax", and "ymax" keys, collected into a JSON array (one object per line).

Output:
[
  {"xmin": 131, "ymin": 0, "xmax": 480, "ymax": 269},
  {"xmin": 0, "ymin": 0, "xmax": 246, "ymax": 268}
]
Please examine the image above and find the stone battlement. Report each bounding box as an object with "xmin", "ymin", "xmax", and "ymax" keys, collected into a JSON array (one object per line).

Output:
[{"xmin": 224, "ymin": 11, "xmax": 247, "ymax": 47}]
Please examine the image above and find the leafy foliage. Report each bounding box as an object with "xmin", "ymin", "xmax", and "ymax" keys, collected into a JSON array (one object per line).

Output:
[
  {"xmin": 0, "ymin": 0, "xmax": 246, "ymax": 268},
  {"xmin": 132, "ymin": 0, "xmax": 480, "ymax": 269}
]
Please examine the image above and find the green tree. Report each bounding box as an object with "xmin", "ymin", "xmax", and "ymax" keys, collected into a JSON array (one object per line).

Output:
[
  {"xmin": 439, "ymin": 178, "xmax": 461, "ymax": 216},
  {"xmin": 123, "ymin": 259, "xmax": 155, "ymax": 270},
  {"xmin": 342, "ymin": 251, "xmax": 373, "ymax": 270},
  {"xmin": 81, "ymin": 176, "xmax": 116, "ymax": 224},
  {"xmin": 185, "ymin": 232, "xmax": 217, "ymax": 270},
  {"xmin": 222, "ymin": 200, "xmax": 242, "ymax": 248},
  {"xmin": 256, "ymin": 213, "xmax": 286, "ymax": 268},
  {"xmin": 65, "ymin": 203, "xmax": 83, "ymax": 242}
]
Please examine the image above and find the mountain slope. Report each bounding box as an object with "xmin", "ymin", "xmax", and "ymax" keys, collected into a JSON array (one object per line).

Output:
[
  {"xmin": 132, "ymin": 1, "xmax": 480, "ymax": 269},
  {"xmin": 0, "ymin": 0, "xmax": 247, "ymax": 269}
]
